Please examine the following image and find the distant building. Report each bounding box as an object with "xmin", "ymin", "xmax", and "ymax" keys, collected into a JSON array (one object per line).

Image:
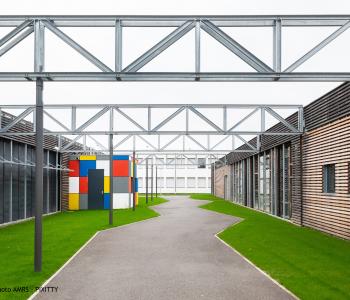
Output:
[{"xmin": 137, "ymin": 156, "xmax": 212, "ymax": 194}]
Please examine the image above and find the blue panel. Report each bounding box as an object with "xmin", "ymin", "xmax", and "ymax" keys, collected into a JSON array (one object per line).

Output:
[
  {"xmin": 135, "ymin": 178, "xmax": 139, "ymax": 192},
  {"xmin": 104, "ymin": 194, "xmax": 110, "ymax": 209},
  {"xmin": 113, "ymin": 155, "xmax": 129, "ymax": 160},
  {"xmin": 79, "ymin": 160, "xmax": 96, "ymax": 177}
]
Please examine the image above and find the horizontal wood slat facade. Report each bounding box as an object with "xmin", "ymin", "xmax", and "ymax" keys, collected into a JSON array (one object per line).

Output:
[
  {"xmin": 214, "ymin": 81, "xmax": 350, "ymax": 240},
  {"xmin": 302, "ymin": 115, "xmax": 350, "ymax": 239}
]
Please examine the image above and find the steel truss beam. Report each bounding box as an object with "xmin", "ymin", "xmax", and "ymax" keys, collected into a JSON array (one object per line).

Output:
[
  {"xmin": 0, "ymin": 103, "xmax": 303, "ymax": 154},
  {"xmin": 0, "ymin": 15, "xmax": 350, "ymax": 81}
]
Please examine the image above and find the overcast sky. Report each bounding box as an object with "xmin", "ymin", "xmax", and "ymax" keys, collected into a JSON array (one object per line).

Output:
[{"xmin": 0, "ymin": 0, "xmax": 349, "ymax": 152}]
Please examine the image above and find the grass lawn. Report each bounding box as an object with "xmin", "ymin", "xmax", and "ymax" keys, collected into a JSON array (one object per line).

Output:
[
  {"xmin": 191, "ymin": 193, "xmax": 350, "ymax": 300},
  {"xmin": 0, "ymin": 196, "xmax": 167, "ymax": 300}
]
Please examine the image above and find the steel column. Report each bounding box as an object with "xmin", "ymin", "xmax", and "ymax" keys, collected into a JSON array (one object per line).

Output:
[
  {"xmin": 155, "ymin": 165, "xmax": 158, "ymax": 198},
  {"xmin": 109, "ymin": 133, "xmax": 113, "ymax": 225},
  {"xmin": 132, "ymin": 150, "xmax": 136, "ymax": 211},
  {"xmin": 34, "ymin": 78, "xmax": 43, "ymax": 272},
  {"xmin": 151, "ymin": 162, "xmax": 154, "ymax": 202},
  {"xmin": 146, "ymin": 158, "xmax": 148, "ymax": 204}
]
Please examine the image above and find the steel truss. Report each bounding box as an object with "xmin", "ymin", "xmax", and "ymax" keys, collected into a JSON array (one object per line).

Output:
[
  {"xmin": 0, "ymin": 104, "xmax": 304, "ymax": 153},
  {"xmin": 0, "ymin": 16, "xmax": 350, "ymax": 81}
]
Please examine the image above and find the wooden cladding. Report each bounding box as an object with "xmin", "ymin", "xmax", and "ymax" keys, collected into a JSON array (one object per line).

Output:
[{"xmin": 302, "ymin": 116, "xmax": 350, "ymax": 239}]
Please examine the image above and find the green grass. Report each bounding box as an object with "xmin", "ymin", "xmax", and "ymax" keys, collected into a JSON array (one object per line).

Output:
[
  {"xmin": 0, "ymin": 196, "xmax": 167, "ymax": 300},
  {"xmin": 190, "ymin": 193, "xmax": 350, "ymax": 300}
]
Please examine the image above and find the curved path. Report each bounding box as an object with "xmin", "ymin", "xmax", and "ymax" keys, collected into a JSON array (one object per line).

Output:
[{"xmin": 34, "ymin": 196, "xmax": 294, "ymax": 300}]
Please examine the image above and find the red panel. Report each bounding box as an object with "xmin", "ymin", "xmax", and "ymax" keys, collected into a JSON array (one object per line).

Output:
[
  {"xmin": 113, "ymin": 160, "xmax": 129, "ymax": 177},
  {"xmin": 69, "ymin": 160, "xmax": 80, "ymax": 177},
  {"xmin": 128, "ymin": 177, "xmax": 132, "ymax": 192},
  {"xmin": 79, "ymin": 177, "xmax": 88, "ymax": 194}
]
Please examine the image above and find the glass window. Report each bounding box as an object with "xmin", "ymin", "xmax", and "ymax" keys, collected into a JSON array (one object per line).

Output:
[
  {"xmin": 198, "ymin": 177, "xmax": 206, "ymax": 188},
  {"xmin": 198, "ymin": 158, "xmax": 206, "ymax": 169},
  {"xmin": 208, "ymin": 177, "xmax": 211, "ymax": 188},
  {"xmin": 187, "ymin": 177, "xmax": 196, "ymax": 188},
  {"xmin": 166, "ymin": 177, "xmax": 175, "ymax": 188},
  {"xmin": 323, "ymin": 164, "xmax": 335, "ymax": 193},
  {"xmin": 176, "ymin": 177, "xmax": 185, "ymax": 188},
  {"xmin": 176, "ymin": 158, "xmax": 184, "ymax": 169}
]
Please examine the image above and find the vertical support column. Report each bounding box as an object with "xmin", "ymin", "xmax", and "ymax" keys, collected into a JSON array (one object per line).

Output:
[
  {"xmin": 132, "ymin": 150, "xmax": 136, "ymax": 211},
  {"xmin": 282, "ymin": 144, "xmax": 286, "ymax": 218},
  {"xmin": 24, "ymin": 144, "xmax": 27, "ymax": 219},
  {"xmin": 213, "ymin": 161, "xmax": 216, "ymax": 196},
  {"xmin": 146, "ymin": 158, "xmax": 148, "ymax": 204},
  {"xmin": 34, "ymin": 19, "xmax": 44, "ymax": 273},
  {"xmin": 174, "ymin": 155, "xmax": 177, "ymax": 194},
  {"xmin": 151, "ymin": 161, "xmax": 154, "ymax": 202},
  {"xmin": 10, "ymin": 140, "xmax": 13, "ymax": 222},
  {"xmin": 115, "ymin": 19, "xmax": 122, "ymax": 73},
  {"xmin": 109, "ymin": 133, "xmax": 113, "ymax": 225},
  {"xmin": 155, "ymin": 165, "xmax": 158, "ymax": 198},
  {"xmin": 273, "ymin": 18, "xmax": 282, "ymax": 72},
  {"xmin": 223, "ymin": 106, "xmax": 227, "ymax": 132},
  {"xmin": 195, "ymin": 20, "xmax": 201, "ymax": 74}
]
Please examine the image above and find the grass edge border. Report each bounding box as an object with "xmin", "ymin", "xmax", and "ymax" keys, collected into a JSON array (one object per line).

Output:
[{"xmin": 214, "ymin": 228, "xmax": 299, "ymax": 300}]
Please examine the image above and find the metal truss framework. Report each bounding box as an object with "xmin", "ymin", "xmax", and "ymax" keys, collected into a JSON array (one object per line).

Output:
[
  {"xmin": 0, "ymin": 103, "xmax": 304, "ymax": 153},
  {"xmin": 0, "ymin": 15, "xmax": 350, "ymax": 81}
]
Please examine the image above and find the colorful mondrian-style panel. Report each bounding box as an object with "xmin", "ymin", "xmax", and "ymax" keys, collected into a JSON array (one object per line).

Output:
[{"xmin": 68, "ymin": 154, "xmax": 137, "ymax": 211}]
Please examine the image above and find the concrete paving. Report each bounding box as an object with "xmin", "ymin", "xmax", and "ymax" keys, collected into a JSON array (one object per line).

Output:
[{"xmin": 34, "ymin": 196, "xmax": 295, "ymax": 300}]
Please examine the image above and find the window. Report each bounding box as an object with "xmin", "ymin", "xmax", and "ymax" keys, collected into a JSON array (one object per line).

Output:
[
  {"xmin": 323, "ymin": 164, "xmax": 335, "ymax": 193},
  {"xmin": 176, "ymin": 177, "xmax": 185, "ymax": 188},
  {"xmin": 208, "ymin": 177, "xmax": 211, "ymax": 188},
  {"xmin": 187, "ymin": 177, "xmax": 196, "ymax": 188},
  {"xmin": 198, "ymin": 177, "xmax": 206, "ymax": 188},
  {"xmin": 138, "ymin": 177, "xmax": 143, "ymax": 188},
  {"xmin": 166, "ymin": 177, "xmax": 175, "ymax": 188},
  {"xmin": 176, "ymin": 158, "xmax": 184, "ymax": 169},
  {"xmin": 198, "ymin": 158, "xmax": 206, "ymax": 168}
]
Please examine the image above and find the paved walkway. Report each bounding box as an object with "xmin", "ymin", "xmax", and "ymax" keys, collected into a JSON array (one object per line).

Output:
[{"xmin": 34, "ymin": 196, "xmax": 294, "ymax": 300}]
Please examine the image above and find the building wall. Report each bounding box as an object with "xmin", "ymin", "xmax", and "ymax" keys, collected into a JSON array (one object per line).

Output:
[
  {"xmin": 137, "ymin": 157, "xmax": 212, "ymax": 194},
  {"xmin": 213, "ymin": 164, "xmax": 230, "ymax": 199},
  {"xmin": 302, "ymin": 116, "xmax": 350, "ymax": 239}
]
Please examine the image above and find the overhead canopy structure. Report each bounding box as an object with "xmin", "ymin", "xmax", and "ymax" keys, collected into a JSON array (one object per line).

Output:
[
  {"xmin": 0, "ymin": 103, "xmax": 304, "ymax": 153},
  {"xmin": 1, "ymin": 14, "xmax": 349, "ymax": 273},
  {"xmin": 0, "ymin": 15, "xmax": 350, "ymax": 81}
]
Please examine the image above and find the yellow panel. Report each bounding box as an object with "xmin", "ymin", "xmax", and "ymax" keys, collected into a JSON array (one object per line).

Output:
[
  {"xmin": 104, "ymin": 176, "xmax": 110, "ymax": 193},
  {"xmin": 131, "ymin": 162, "xmax": 134, "ymax": 177},
  {"xmin": 80, "ymin": 155, "xmax": 96, "ymax": 160},
  {"xmin": 69, "ymin": 194, "xmax": 79, "ymax": 210},
  {"xmin": 135, "ymin": 192, "xmax": 139, "ymax": 205}
]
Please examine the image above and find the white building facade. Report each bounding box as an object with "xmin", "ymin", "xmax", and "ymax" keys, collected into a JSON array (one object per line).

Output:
[{"xmin": 137, "ymin": 156, "xmax": 213, "ymax": 194}]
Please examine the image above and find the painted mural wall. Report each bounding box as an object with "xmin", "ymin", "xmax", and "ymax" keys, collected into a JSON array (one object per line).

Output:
[{"xmin": 68, "ymin": 155, "xmax": 138, "ymax": 210}]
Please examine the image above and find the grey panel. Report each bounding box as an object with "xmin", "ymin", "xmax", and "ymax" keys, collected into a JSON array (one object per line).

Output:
[
  {"xmin": 113, "ymin": 177, "xmax": 130, "ymax": 193},
  {"xmin": 96, "ymin": 155, "xmax": 109, "ymax": 160},
  {"xmin": 79, "ymin": 194, "xmax": 88, "ymax": 210}
]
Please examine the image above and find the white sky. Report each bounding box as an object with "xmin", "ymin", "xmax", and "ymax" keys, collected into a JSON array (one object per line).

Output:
[{"xmin": 0, "ymin": 0, "xmax": 349, "ymax": 152}]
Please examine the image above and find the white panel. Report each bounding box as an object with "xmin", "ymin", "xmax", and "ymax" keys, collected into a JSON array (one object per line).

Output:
[
  {"xmin": 176, "ymin": 177, "xmax": 185, "ymax": 188},
  {"xmin": 187, "ymin": 177, "xmax": 196, "ymax": 188},
  {"xmin": 69, "ymin": 177, "xmax": 79, "ymax": 193},
  {"xmin": 198, "ymin": 177, "xmax": 206, "ymax": 188},
  {"xmin": 166, "ymin": 177, "xmax": 175, "ymax": 188},
  {"xmin": 96, "ymin": 160, "xmax": 109, "ymax": 176},
  {"xmin": 113, "ymin": 193, "xmax": 131, "ymax": 209}
]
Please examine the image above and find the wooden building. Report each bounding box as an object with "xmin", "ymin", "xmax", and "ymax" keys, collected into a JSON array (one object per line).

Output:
[{"xmin": 213, "ymin": 82, "xmax": 350, "ymax": 240}]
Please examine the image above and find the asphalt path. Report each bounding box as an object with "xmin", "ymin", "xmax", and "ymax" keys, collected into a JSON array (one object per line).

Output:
[{"xmin": 34, "ymin": 195, "xmax": 295, "ymax": 300}]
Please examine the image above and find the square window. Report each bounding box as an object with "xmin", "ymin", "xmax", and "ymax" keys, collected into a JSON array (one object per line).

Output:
[
  {"xmin": 187, "ymin": 177, "xmax": 196, "ymax": 188},
  {"xmin": 323, "ymin": 164, "xmax": 335, "ymax": 193}
]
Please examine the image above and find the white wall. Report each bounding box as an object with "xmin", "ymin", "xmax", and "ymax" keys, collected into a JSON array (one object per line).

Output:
[{"xmin": 137, "ymin": 157, "xmax": 211, "ymax": 194}]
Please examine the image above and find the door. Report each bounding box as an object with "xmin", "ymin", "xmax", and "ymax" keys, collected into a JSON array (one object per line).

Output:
[{"xmin": 88, "ymin": 169, "xmax": 104, "ymax": 209}]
